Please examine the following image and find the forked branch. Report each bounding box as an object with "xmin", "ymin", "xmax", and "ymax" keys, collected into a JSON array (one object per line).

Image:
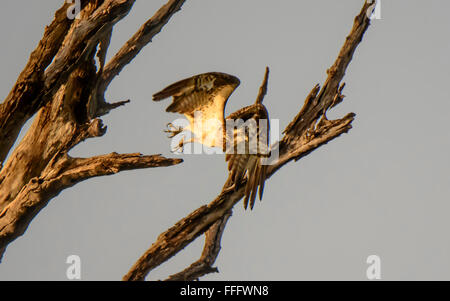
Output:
[
  {"xmin": 165, "ymin": 211, "xmax": 233, "ymax": 281},
  {"xmin": 98, "ymin": 0, "xmax": 187, "ymax": 97}
]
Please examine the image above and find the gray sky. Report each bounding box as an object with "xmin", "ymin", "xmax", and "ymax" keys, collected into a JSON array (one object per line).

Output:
[{"xmin": 1, "ymin": 0, "xmax": 450, "ymax": 280}]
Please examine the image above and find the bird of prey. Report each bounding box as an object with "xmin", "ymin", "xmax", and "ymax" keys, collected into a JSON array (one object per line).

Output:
[{"xmin": 152, "ymin": 68, "xmax": 271, "ymax": 209}]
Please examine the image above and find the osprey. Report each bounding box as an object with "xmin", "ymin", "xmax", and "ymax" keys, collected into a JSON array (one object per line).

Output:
[{"xmin": 152, "ymin": 68, "xmax": 271, "ymax": 210}]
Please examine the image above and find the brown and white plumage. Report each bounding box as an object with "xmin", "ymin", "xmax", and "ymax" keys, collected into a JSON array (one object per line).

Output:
[
  {"xmin": 153, "ymin": 69, "xmax": 270, "ymax": 210},
  {"xmin": 225, "ymin": 103, "xmax": 270, "ymax": 210},
  {"xmin": 153, "ymin": 72, "xmax": 240, "ymax": 147}
]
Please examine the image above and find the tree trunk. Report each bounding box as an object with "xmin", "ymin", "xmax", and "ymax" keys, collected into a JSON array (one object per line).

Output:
[{"xmin": 0, "ymin": 0, "xmax": 186, "ymax": 261}]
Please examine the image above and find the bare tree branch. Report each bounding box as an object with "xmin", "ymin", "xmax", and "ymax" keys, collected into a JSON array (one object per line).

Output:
[
  {"xmin": 101, "ymin": 0, "xmax": 186, "ymax": 88},
  {"xmin": 165, "ymin": 211, "xmax": 232, "ymax": 281},
  {"xmin": 123, "ymin": 114, "xmax": 353, "ymax": 281},
  {"xmin": 0, "ymin": 2, "xmax": 73, "ymax": 164},
  {"xmin": 54, "ymin": 153, "xmax": 183, "ymax": 182},
  {"xmin": 123, "ymin": 1, "xmax": 374, "ymax": 281},
  {"xmin": 255, "ymin": 67, "xmax": 269, "ymax": 104},
  {"xmin": 0, "ymin": 1, "xmax": 140, "ymax": 165},
  {"xmin": 44, "ymin": 0, "xmax": 135, "ymax": 87},
  {"xmin": 0, "ymin": 152, "xmax": 182, "ymax": 262},
  {"xmin": 93, "ymin": 0, "xmax": 187, "ymax": 116}
]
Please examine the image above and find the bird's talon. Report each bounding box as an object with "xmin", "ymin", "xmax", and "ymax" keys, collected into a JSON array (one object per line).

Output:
[
  {"xmin": 171, "ymin": 137, "xmax": 185, "ymax": 153},
  {"xmin": 164, "ymin": 123, "xmax": 183, "ymax": 138}
]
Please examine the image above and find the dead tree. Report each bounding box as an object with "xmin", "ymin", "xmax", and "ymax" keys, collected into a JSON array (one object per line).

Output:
[
  {"xmin": 0, "ymin": 0, "xmax": 186, "ymax": 261},
  {"xmin": 0, "ymin": 0, "xmax": 375, "ymax": 280}
]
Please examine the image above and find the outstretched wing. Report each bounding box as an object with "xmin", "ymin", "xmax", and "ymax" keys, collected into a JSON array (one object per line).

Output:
[
  {"xmin": 153, "ymin": 72, "xmax": 240, "ymax": 122},
  {"xmin": 225, "ymin": 103, "xmax": 270, "ymax": 210}
]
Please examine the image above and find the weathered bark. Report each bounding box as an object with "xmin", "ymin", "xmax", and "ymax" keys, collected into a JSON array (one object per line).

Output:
[
  {"xmin": 0, "ymin": 0, "xmax": 186, "ymax": 261},
  {"xmin": 165, "ymin": 211, "xmax": 232, "ymax": 281},
  {"xmin": 0, "ymin": 152, "xmax": 181, "ymax": 261},
  {"xmin": 0, "ymin": 2, "xmax": 73, "ymax": 164},
  {"xmin": 123, "ymin": 1, "xmax": 374, "ymax": 281},
  {"xmin": 123, "ymin": 114, "xmax": 353, "ymax": 281},
  {"xmin": 99, "ymin": 0, "xmax": 186, "ymax": 94}
]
